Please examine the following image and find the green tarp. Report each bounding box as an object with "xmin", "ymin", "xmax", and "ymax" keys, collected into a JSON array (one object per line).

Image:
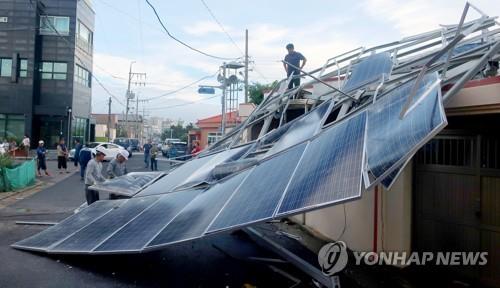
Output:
[{"xmin": 1, "ymin": 159, "xmax": 36, "ymax": 191}]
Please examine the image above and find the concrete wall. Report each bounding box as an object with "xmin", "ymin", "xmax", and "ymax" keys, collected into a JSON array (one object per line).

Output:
[{"xmin": 294, "ymin": 163, "xmax": 413, "ymax": 254}]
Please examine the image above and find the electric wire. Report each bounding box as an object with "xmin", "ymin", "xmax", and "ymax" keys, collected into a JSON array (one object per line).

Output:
[{"xmin": 145, "ymin": 0, "xmax": 239, "ymax": 61}]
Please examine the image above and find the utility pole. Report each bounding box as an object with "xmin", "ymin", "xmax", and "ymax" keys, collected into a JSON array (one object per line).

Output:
[
  {"xmin": 107, "ymin": 97, "xmax": 112, "ymax": 142},
  {"xmin": 124, "ymin": 61, "xmax": 146, "ymax": 138},
  {"xmin": 244, "ymin": 29, "xmax": 249, "ymax": 103},
  {"xmin": 221, "ymin": 63, "xmax": 227, "ymax": 135}
]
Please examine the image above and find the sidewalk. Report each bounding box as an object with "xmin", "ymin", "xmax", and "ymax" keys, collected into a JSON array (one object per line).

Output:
[{"xmin": 0, "ymin": 159, "xmax": 79, "ymax": 210}]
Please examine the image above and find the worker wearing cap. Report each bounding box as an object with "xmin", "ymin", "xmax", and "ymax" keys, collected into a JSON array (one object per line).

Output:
[
  {"xmin": 84, "ymin": 147, "xmax": 106, "ymax": 205},
  {"xmin": 36, "ymin": 140, "xmax": 50, "ymax": 177},
  {"xmin": 283, "ymin": 43, "xmax": 307, "ymax": 89},
  {"xmin": 106, "ymin": 149, "xmax": 129, "ymax": 179}
]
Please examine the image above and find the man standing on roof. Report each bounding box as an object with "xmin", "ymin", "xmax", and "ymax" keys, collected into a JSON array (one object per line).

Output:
[{"xmin": 283, "ymin": 43, "xmax": 307, "ymax": 89}]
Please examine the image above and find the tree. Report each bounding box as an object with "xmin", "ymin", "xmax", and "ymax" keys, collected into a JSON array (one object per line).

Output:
[
  {"xmin": 161, "ymin": 122, "xmax": 194, "ymax": 143},
  {"xmin": 248, "ymin": 81, "xmax": 278, "ymax": 105}
]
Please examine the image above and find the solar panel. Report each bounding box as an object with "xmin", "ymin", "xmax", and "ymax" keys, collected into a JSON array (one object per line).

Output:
[
  {"xmin": 276, "ymin": 111, "xmax": 366, "ymax": 216},
  {"xmin": 90, "ymin": 172, "xmax": 162, "ymax": 197},
  {"xmin": 342, "ymin": 52, "xmax": 393, "ymax": 93},
  {"xmin": 268, "ymin": 100, "xmax": 330, "ymax": 155},
  {"xmin": 94, "ymin": 189, "xmax": 202, "ymax": 253},
  {"xmin": 365, "ymin": 72, "xmax": 445, "ymax": 187},
  {"xmin": 50, "ymin": 196, "xmax": 160, "ymax": 253},
  {"xmin": 174, "ymin": 145, "xmax": 251, "ymax": 190},
  {"xmin": 12, "ymin": 200, "xmax": 125, "ymax": 252},
  {"xmin": 207, "ymin": 142, "xmax": 308, "ymax": 233},
  {"xmin": 135, "ymin": 154, "xmax": 217, "ymax": 197},
  {"xmin": 146, "ymin": 170, "xmax": 250, "ymax": 250}
]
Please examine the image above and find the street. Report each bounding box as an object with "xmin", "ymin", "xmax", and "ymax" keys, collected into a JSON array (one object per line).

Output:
[{"xmin": 0, "ymin": 154, "xmax": 316, "ymax": 288}]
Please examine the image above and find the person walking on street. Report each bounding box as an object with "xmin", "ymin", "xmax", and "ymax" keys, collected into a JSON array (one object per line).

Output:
[
  {"xmin": 73, "ymin": 139, "xmax": 82, "ymax": 169},
  {"xmin": 143, "ymin": 140, "xmax": 152, "ymax": 168},
  {"xmin": 283, "ymin": 43, "xmax": 307, "ymax": 89},
  {"xmin": 56, "ymin": 138, "xmax": 69, "ymax": 173},
  {"xmin": 78, "ymin": 145, "xmax": 92, "ymax": 181},
  {"xmin": 84, "ymin": 147, "xmax": 107, "ymax": 205},
  {"xmin": 106, "ymin": 149, "xmax": 129, "ymax": 178},
  {"xmin": 22, "ymin": 135, "xmax": 30, "ymax": 159},
  {"xmin": 150, "ymin": 144, "xmax": 158, "ymax": 171},
  {"xmin": 36, "ymin": 140, "xmax": 50, "ymax": 177}
]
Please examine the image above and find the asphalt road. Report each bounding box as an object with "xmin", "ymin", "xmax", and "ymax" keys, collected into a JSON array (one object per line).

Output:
[{"xmin": 0, "ymin": 153, "xmax": 314, "ymax": 288}]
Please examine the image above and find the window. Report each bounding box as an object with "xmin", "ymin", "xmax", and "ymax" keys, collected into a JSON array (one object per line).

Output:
[
  {"xmin": 40, "ymin": 62, "xmax": 67, "ymax": 80},
  {"xmin": 40, "ymin": 16, "xmax": 70, "ymax": 35},
  {"xmin": 19, "ymin": 59, "xmax": 27, "ymax": 77},
  {"xmin": 0, "ymin": 114, "xmax": 25, "ymax": 142},
  {"xmin": 208, "ymin": 132, "xmax": 222, "ymax": 146},
  {"xmin": 0, "ymin": 58, "xmax": 12, "ymax": 77},
  {"xmin": 75, "ymin": 65, "xmax": 91, "ymax": 87},
  {"xmin": 77, "ymin": 21, "xmax": 93, "ymax": 53}
]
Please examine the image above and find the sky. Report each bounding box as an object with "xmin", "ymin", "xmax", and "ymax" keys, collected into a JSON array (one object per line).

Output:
[{"xmin": 90, "ymin": 0, "xmax": 500, "ymax": 123}]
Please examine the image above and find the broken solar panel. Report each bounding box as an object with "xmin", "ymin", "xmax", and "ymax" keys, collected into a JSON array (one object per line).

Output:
[
  {"xmin": 90, "ymin": 172, "xmax": 162, "ymax": 197},
  {"xmin": 51, "ymin": 196, "xmax": 160, "ymax": 253},
  {"xmin": 94, "ymin": 189, "xmax": 202, "ymax": 253},
  {"xmin": 267, "ymin": 100, "xmax": 330, "ymax": 155},
  {"xmin": 207, "ymin": 142, "xmax": 308, "ymax": 233},
  {"xmin": 146, "ymin": 171, "xmax": 250, "ymax": 249},
  {"xmin": 277, "ymin": 111, "xmax": 366, "ymax": 216},
  {"xmin": 342, "ymin": 52, "xmax": 393, "ymax": 93},
  {"xmin": 365, "ymin": 72, "xmax": 446, "ymax": 188},
  {"xmin": 12, "ymin": 199, "xmax": 127, "ymax": 251}
]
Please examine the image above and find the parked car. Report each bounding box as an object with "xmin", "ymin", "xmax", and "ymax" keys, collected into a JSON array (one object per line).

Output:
[
  {"xmin": 161, "ymin": 138, "xmax": 180, "ymax": 156},
  {"xmin": 162, "ymin": 141, "xmax": 187, "ymax": 159},
  {"xmin": 129, "ymin": 138, "xmax": 140, "ymax": 151},
  {"xmin": 69, "ymin": 142, "xmax": 132, "ymax": 161}
]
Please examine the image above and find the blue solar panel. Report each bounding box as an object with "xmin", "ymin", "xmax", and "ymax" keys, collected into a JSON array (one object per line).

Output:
[
  {"xmin": 268, "ymin": 100, "xmax": 331, "ymax": 155},
  {"xmin": 12, "ymin": 200, "xmax": 125, "ymax": 252},
  {"xmin": 135, "ymin": 155, "xmax": 217, "ymax": 197},
  {"xmin": 277, "ymin": 111, "xmax": 366, "ymax": 216},
  {"xmin": 342, "ymin": 52, "xmax": 393, "ymax": 93},
  {"xmin": 146, "ymin": 170, "xmax": 250, "ymax": 250},
  {"xmin": 51, "ymin": 196, "xmax": 160, "ymax": 253},
  {"xmin": 94, "ymin": 189, "xmax": 201, "ymax": 253},
  {"xmin": 366, "ymin": 72, "xmax": 445, "ymax": 186},
  {"xmin": 207, "ymin": 143, "xmax": 307, "ymax": 233}
]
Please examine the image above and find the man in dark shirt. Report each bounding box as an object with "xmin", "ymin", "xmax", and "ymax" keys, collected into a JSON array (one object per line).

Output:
[
  {"xmin": 143, "ymin": 140, "xmax": 152, "ymax": 168},
  {"xmin": 283, "ymin": 43, "xmax": 307, "ymax": 89}
]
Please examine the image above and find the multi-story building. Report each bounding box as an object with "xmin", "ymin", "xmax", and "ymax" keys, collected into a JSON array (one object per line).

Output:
[{"xmin": 0, "ymin": 0, "xmax": 94, "ymax": 148}]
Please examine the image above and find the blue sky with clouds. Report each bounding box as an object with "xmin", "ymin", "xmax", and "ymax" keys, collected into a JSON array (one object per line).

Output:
[{"xmin": 91, "ymin": 0, "xmax": 500, "ymax": 122}]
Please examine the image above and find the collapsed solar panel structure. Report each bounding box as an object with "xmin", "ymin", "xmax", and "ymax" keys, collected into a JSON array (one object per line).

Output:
[{"xmin": 12, "ymin": 4, "xmax": 500, "ymax": 254}]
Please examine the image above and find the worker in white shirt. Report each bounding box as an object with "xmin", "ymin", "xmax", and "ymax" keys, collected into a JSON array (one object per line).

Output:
[{"xmin": 84, "ymin": 146, "xmax": 107, "ymax": 205}]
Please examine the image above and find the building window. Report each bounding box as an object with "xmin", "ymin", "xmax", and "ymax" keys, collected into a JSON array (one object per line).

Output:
[
  {"xmin": 207, "ymin": 132, "xmax": 222, "ymax": 146},
  {"xmin": 40, "ymin": 16, "xmax": 70, "ymax": 36},
  {"xmin": 0, "ymin": 114, "xmax": 25, "ymax": 142},
  {"xmin": 75, "ymin": 65, "xmax": 91, "ymax": 87},
  {"xmin": 0, "ymin": 58, "xmax": 12, "ymax": 77},
  {"xmin": 19, "ymin": 59, "xmax": 27, "ymax": 77},
  {"xmin": 77, "ymin": 21, "xmax": 93, "ymax": 53},
  {"xmin": 40, "ymin": 62, "xmax": 67, "ymax": 80}
]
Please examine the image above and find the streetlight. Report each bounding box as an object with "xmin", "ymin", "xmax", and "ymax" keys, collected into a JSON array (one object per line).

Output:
[{"xmin": 66, "ymin": 107, "xmax": 72, "ymax": 147}]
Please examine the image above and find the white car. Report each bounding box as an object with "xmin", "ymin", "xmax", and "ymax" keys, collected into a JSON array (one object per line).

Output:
[{"xmin": 70, "ymin": 142, "xmax": 131, "ymax": 161}]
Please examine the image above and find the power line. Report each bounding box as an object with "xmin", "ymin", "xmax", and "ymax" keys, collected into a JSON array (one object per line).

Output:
[
  {"xmin": 142, "ymin": 72, "xmax": 218, "ymax": 101},
  {"xmin": 199, "ymin": 0, "xmax": 244, "ymax": 56},
  {"xmin": 146, "ymin": 94, "xmax": 220, "ymax": 110},
  {"xmin": 144, "ymin": 0, "xmax": 239, "ymax": 61}
]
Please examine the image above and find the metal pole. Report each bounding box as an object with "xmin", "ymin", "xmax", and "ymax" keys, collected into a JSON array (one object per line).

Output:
[
  {"xmin": 221, "ymin": 63, "xmax": 227, "ymax": 135},
  {"xmin": 67, "ymin": 108, "xmax": 71, "ymax": 147},
  {"xmin": 107, "ymin": 97, "xmax": 112, "ymax": 142},
  {"xmin": 125, "ymin": 61, "xmax": 135, "ymax": 138},
  {"xmin": 135, "ymin": 96, "xmax": 139, "ymax": 139},
  {"xmin": 244, "ymin": 29, "xmax": 249, "ymax": 103}
]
